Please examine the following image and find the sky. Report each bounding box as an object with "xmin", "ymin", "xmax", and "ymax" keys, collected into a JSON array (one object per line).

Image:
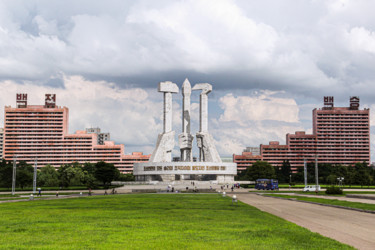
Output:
[{"xmin": 0, "ymin": 0, "xmax": 375, "ymax": 159}]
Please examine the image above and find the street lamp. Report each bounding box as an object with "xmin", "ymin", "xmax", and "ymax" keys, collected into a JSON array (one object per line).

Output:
[
  {"xmin": 11, "ymin": 156, "xmax": 17, "ymax": 196},
  {"xmin": 337, "ymin": 177, "xmax": 344, "ymax": 188}
]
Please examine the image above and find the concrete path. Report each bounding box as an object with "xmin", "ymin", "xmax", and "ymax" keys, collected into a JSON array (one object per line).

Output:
[{"xmin": 236, "ymin": 193, "xmax": 375, "ymax": 250}]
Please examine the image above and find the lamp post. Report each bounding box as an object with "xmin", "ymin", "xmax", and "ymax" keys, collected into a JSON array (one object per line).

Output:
[
  {"xmin": 303, "ymin": 159, "xmax": 307, "ymax": 187},
  {"xmin": 33, "ymin": 158, "xmax": 37, "ymax": 194},
  {"xmin": 315, "ymin": 155, "xmax": 319, "ymax": 194},
  {"xmin": 11, "ymin": 156, "xmax": 17, "ymax": 195},
  {"xmin": 337, "ymin": 177, "xmax": 344, "ymax": 189}
]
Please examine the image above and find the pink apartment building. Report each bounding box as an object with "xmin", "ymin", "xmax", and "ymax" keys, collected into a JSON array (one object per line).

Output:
[
  {"xmin": 233, "ymin": 96, "xmax": 370, "ymax": 171},
  {"xmin": 3, "ymin": 93, "xmax": 150, "ymax": 173}
]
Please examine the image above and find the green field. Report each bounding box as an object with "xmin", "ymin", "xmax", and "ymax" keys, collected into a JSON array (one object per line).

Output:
[
  {"xmin": 0, "ymin": 194, "xmax": 352, "ymax": 249},
  {"xmin": 265, "ymin": 194, "xmax": 375, "ymax": 212}
]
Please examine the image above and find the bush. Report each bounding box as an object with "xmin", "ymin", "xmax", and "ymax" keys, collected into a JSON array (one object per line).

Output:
[{"xmin": 325, "ymin": 186, "xmax": 343, "ymax": 195}]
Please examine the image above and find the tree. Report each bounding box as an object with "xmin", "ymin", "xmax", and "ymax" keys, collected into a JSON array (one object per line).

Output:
[
  {"xmin": 118, "ymin": 173, "xmax": 135, "ymax": 182},
  {"xmin": 244, "ymin": 161, "xmax": 275, "ymax": 181},
  {"xmin": 354, "ymin": 162, "xmax": 371, "ymax": 187},
  {"xmin": 275, "ymin": 160, "xmax": 291, "ymax": 183},
  {"xmin": 58, "ymin": 164, "xmax": 76, "ymax": 187},
  {"xmin": 326, "ymin": 174, "xmax": 337, "ymax": 185},
  {"xmin": 38, "ymin": 165, "xmax": 59, "ymax": 187},
  {"xmin": 0, "ymin": 160, "xmax": 12, "ymax": 188},
  {"xmin": 94, "ymin": 161, "xmax": 120, "ymax": 187},
  {"xmin": 16, "ymin": 161, "xmax": 33, "ymax": 189},
  {"xmin": 81, "ymin": 170, "xmax": 96, "ymax": 189}
]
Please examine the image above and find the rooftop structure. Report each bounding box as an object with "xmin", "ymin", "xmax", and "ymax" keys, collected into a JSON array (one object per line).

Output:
[
  {"xmin": 4, "ymin": 93, "xmax": 150, "ymax": 173},
  {"xmin": 86, "ymin": 127, "xmax": 110, "ymax": 145},
  {"xmin": 234, "ymin": 96, "xmax": 370, "ymax": 171}
]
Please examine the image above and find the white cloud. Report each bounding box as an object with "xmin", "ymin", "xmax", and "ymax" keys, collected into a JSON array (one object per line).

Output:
[
  {"xmin": 212, "ymin": 91, "xmax": 304, "ymax": 156},
  {"xmin": 219, "ymin": 91, "xmax": 300, "ymax": 124},
  {"xmin": 0, "ymin": 75, "xmax": 163, "ymax": 154},
  {"xmin": 346, "ymin": 27, "xmax": 375, "ymax": 54}
]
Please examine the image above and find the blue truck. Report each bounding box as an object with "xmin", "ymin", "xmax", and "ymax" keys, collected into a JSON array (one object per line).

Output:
[{"xmin": 255, "ymin": 179, "xmax": 279, "ymax": 190}]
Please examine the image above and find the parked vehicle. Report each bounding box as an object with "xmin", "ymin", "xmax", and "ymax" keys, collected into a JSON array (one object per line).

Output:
[
  {"xmin": 255, "ymin": 179, "xmax": 279, "ymax": 190},
  {"xmin": 303, "ymin": 185, "xmax": 321, "ymax": 192}
]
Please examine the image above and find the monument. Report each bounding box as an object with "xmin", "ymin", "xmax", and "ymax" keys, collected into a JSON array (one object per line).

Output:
[{"xmin": 134, "ymin": 79, "xmax": 237, "ymax": 183}]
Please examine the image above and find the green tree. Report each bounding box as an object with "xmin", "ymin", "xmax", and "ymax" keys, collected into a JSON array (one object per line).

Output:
[
  {"xmin": 0, "ymin": 160, "xmax": 12, "ymax": 188},
  {"xmin": 16, "ymin": 161, "xmax": 33, "ymax": 189},
  {"xmin": 118, "ymin": 173, "xmax": 135, "ymax": 182},
  {"xmin": 244, "ymin": 161, "xmax": 275, "ymax": 181},
  {"xmin": 83, "ymin": 162, "xmax": 96, "ymax": 175},
  {"xmin": 354, "ymin": 162, "xmax": 371, "ymax": 187},
  {"xmin": 38, "ymin": 165, "xmax": 59, "ymax": 187},
  {"xmin": 94, "ymin": 161, "xmax": 120, "ymax": 187},
  {"xmin": 58, "ymin": 164, "xmax": 76, "ymax": 187},
  {"xmin": 275, "ymin": 160, "xmax": 291, "ymax": 183},
  {"xmin": 326, "ymin": 174, "xmax": 337, "ymax": 185}
]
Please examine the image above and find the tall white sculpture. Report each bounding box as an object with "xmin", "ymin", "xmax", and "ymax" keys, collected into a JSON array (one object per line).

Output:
[
  {"xmin": 192, "ymin": 83, "xmax": 222, "ymax": 163},
  {"xmin": 149, "ymin": 81, "xmax": 179, "ymax": 162},
  {"xmin": 134, "ymin": 79, "xmax": 237, "ymax": 183},
  {"xmin": 178, "ymin": 79, "xmax": 194, "ymax": 161}
]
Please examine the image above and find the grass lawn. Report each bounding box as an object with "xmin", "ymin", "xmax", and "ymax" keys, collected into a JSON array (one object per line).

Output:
[
  {"xmin": 0, "ymin": 194, "xmax": 352, "ymax": 249},
  {"xmin": 0, "ymin": 185, "xmax": 120, "ymax": 192},
  {"xmin": 265, "ymin": 194, "xmax": 375, "ymax": 211}
]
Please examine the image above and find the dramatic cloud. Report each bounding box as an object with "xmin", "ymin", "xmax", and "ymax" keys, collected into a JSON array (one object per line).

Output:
[
  {"xmin": 212, "ymin": 91, "xmax": 304, "ymax": 155},
  {"xmin": 0, "ymin": 0, "xmax": 374, "ymax": 159}
]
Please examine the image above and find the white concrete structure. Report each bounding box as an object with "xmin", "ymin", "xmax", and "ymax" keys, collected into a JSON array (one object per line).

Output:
[
  {"xmin": 134, "ymin": 162, "xmax": 236, "ymax": 182},
  {"xmin": 178, "ymin": 79, "xmax": 194, "ymax": 162},
  {"xmin": 149, "ymin": 81, "xmax": 179, "ymax": 162},
  {"xmin": 135, "ymin": 79, "xmax": 236, "ymax": 183},
  {"xmin": 192, "ymin": 83, "xmax": 221, "ymax": 163}
]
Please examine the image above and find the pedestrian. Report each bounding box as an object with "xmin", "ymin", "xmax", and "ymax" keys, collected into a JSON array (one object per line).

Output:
[
  {"xmin": 231, "ymin": 186, "xmax": 234, "ymax": 192},
  {"xmin": 89, "ymin": 188, "xmax": 92, "ymax": 196},
  {"xmin": 104, "ymin": 190, "xmax": 108, "ymax": 195},
  {"xmin": 172, "ymin": 187, "xmax": 174, "ymax": 192},
  {"xmin": 38, "ymin": 188, "xmax": 41, "ymax": 197},
  {"xmin": 56, "ymin": 191, "xmax": 59, "ymax": 197}
]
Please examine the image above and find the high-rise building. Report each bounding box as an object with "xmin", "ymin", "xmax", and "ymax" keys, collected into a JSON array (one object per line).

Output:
[
  {"xmin": 85, "ymin": 127, "xmax": 110, "ymax": 145},
  {"xmin": 233, "ymin": 96, "xmax": 370, "ymax": 171},
  {"xmin": 4, "ymin": 93, "xmax": 150, "ymax": 173}
]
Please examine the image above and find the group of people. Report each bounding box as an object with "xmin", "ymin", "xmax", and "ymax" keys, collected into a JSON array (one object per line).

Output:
[
  {"xmin": 167, "ymin": 185, "xmax": 177, "ymax": 192},
  {"xmin": 220, "ymin": 183, "xmax": 241, "ymax": 192},
  {"xmin": 104, "ymin": 188, "xmax": 117, "ymax": 195}
]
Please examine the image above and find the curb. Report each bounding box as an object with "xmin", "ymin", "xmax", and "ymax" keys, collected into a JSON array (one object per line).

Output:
[
  {"xmin": 346, "ymin": 194, "xmax": 375, "ymax": 200},
  {"xmin": 259, "ymin": 194, "xmax": 375, "ymax": 214}
]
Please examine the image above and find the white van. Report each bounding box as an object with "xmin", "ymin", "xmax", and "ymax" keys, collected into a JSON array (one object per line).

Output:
[{"xmin": 303, "ymin": 185, "xmax": 321, "ymax": 192}]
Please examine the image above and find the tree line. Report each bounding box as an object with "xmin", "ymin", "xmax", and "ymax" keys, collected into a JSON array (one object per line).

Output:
[
  {"xmin": 236, "ymin": 160, "xmax": 375, "ymax": 187},
  {"xmin": 0, "ymin": 160, "xmax": 135, "ymax": 189}
]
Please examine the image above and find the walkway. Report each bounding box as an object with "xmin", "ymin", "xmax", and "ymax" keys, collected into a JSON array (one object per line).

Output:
[{"xmin": 236, "ymin": 193, "xmax": 375, "ymax": 250}]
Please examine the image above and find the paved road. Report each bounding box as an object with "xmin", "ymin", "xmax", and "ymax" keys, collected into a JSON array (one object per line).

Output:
[{"xmin": 236, "ymin": 193, "xmax": 375, "ymax": 250}]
